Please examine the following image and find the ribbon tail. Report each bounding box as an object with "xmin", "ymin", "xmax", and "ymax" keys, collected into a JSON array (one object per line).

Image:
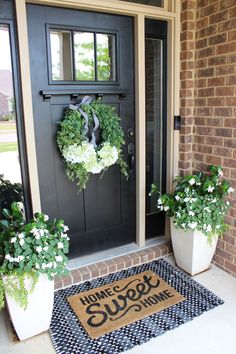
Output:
[
  {"xmin": 78, "ymin": 108, "xmax": 89, "ymax": 136},
  {"xmin": 69, "ymin": 104, "xmax": 79, "ymax": 111},
  {"xmin": 90, "ymin": 108, "xmax": 100, "ymax": 147}
]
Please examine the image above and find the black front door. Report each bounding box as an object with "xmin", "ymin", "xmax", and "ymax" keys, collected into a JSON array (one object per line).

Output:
[{"xmin": 27, "ymin": 5, "xmax": 135, "ymax": 259}]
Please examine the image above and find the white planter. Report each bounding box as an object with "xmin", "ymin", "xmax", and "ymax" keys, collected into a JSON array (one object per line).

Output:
[
  {"xmin": 3, "ymin": 273, "xmax": 54, "ymax": 341},
  {"xmin": 170, "ymin": 219, "xmax": 218, "ymax": 276}
]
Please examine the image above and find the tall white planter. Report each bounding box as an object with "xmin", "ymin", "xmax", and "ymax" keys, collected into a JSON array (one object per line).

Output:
[
  {"xmin": 3, "ymin": 273, "xmax": 54, "ymax": 341},
  {"xmin": 170, "ymin": 219, "xmax": 218, "ymax": 276}
]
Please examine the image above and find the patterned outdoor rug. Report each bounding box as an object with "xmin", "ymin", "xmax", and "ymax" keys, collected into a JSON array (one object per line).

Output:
[{"xmin": 50, "ymin": 259, "xmax": 223, "ymax": 354}]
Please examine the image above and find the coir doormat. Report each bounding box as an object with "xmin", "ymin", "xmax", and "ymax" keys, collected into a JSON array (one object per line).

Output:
[
  {"xmin": 67, "ymin": 270, "xmax": 185, "ymax": 339},
  {"xmin": 50, "ymin": 259, "xmax": 223, "ymax": 354}
]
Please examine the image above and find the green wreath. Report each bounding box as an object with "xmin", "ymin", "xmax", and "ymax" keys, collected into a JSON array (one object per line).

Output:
[{"xmin": 57, "ymin": 96, "xmax": 128, "ymax": 190}]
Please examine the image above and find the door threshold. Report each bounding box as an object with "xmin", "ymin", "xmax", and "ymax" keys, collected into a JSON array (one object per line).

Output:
[{"xmin": 68, "ymin": 236, "xmax": 166, "ymax": 270}]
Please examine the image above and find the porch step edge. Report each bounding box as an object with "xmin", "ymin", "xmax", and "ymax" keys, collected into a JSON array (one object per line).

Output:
[{"xmin": 54, "ymin": 241, "xmax": 173, "ymax": 291}]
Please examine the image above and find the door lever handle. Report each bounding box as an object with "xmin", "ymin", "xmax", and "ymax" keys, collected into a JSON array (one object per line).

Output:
[
  {"xmin": 127, "ymin": 143, "xmax": 135, "ymax": 174},
  {"xmin": 129, "ymin": 154, "xmax": 135, "ymax": 173}
]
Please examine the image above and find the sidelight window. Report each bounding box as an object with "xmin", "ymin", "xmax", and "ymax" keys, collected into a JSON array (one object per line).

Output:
[{"xmin": 49, "ymin": 28, "xmax": 116, "ymax": 82}]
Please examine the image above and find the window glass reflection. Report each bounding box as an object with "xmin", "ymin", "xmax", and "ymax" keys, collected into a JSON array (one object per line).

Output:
[
  {"xmin": 0, "ymin": 25, "xmax": 23, "ymax": 214},
  {"xmin": 50, "ymin": 29, "xmax": 73, "ymax": 81},
  {"xmin": 97, "ymin": 33, "xmax": 116, "ymax": 81},
  {"xmin": 146, "ymin": 38, "xmax": 163, "ymax": 214},
  {"xmin": 74, "ymin": 32, "xmax": 95, "ymax": 81},
  {"xmin": 119, "ymin": 0, "xmax": 164, "ymax": 6}
]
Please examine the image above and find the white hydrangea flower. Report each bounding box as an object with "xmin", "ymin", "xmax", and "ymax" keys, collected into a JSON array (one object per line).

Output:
[
  {"xmin": 18, "ymin": 255, "xmax": 24, "ymax": 262},
  {"xmin": 98, "ymin": 143, "xmax": 118, "ymax": 168},
  {"xmin": 175, "ymin": 195, "xmax": 180, "ymax": 201},
  {"xmin": 43, "ymin": 246, "xmax": 49, "ymax": 252},
  {"xmin": 63, "ymin": 141, "xmax": 97, "ymax": 166},
  {"xmin": 46, "ymin": 262, "xmax": 52, "ymax": 268},
  {"xmin": 84, "ymin": 157, "xmax": 103, "ymax": 174},
  {"xmin": 176, "ymin": 212, "xmax": 181, "ymax": 217},
  {"xmin": 10, "ymin": 237, "xmax": 17, "ymax": 243},
  {"xmin": 18, "ymin": 233, "xmax": 24, "ymax": 239},
  {"xmin": 196, "ymin": 182, "xmax": 201, "ymax": 186},
  {"xmin": 184, "ymin": 197, "xmax": 190, "ymax": 202},
  {"xmin": 36, "ymin": 246, "xmax": 42, "ymax": 253},
  {"xmin": 157, "ymin": 198, "xmax": 163, "ymax": 205},
  {"xmin": 63, "ymin": 225, "xmax": 69, "ymax": 232},
  {"xmin": 228, "ymin": 187, "xmax": 234, "ymax": 193},
  {"xmin": 57, "ymin": 242, "xmax": 64, "ymax": 249},
  {"xmin": 35, "ymin": 263, "xmax": 40, "ymax": 269},
  {"xmin": 189, "ymin": 211, "xmax": 195, "ymax": 216},
  {"xmin": 9, "ymin": 257, "xmax": 14, "ymax": 263},
  {"xmin": 44, "ymin": 214, "xmax": 49, "ymax": 221},
  {"xmin": 189, "ymin": 178, "xmax": 195, "ymax": 185},
  {"xmin": 5, "ymin": 254, "xmax": 11, "ymax": 260},
  {"xmin": 207, "ymin": 186, "xmax": 214, "ymax": 193},
  {"xmin": 164, "ymin": 206, "xmax": 169, "ymax": 211},
  {"xmin": 226, "ymin": 201, "xmax": 230, "ymax": 206}
]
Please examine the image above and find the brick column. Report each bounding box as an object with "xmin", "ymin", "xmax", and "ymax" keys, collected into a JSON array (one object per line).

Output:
[
  {"xmin": 180, "ymin": 0, "xmax": 236, "ymax": 276},
  {"xmin": 179, "ymin": 0, "xmax": 197, "ymax": 175}
]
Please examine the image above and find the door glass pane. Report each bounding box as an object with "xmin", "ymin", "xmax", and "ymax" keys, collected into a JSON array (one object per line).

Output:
[
  {"xmin": 96, "ymin": 33, "xmax": 116, "ymax": 81},
  {"xmin": 0, "ymin": 25, "xmax": 23, "ymax": 214},
  {"xmin": 119, "ymin": 0, "xmax": 164, "ymax": 7},
  {"xmin": 50, "ymin": 29, "xmax": 73, "ymax": 81},
  {"xmin": 146, "ymin": 38, "xmax": 163, "ymax": 213},
  {"xmin": 74, "ymin": 32, "xmax": 95, "ymax": 81}
]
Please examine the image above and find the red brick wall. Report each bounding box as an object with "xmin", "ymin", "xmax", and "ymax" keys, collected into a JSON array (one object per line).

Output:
[{"xmin": 180, "ymin": 0, "xmax": 236, "ymax": 276}]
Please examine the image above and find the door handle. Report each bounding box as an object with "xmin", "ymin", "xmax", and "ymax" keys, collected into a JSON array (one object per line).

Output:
[{"xmin": 127, "ymin": 143, "xmax": 135, "ymax": 173}]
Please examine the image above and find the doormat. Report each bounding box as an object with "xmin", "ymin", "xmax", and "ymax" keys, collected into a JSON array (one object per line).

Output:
[
  {"xmin": 50, "ymin": 259, "xmax": 223, "ymax": 354},
  {"xmin": 67, "ymin": 270, "xmax": 185, "ymax": 339}
]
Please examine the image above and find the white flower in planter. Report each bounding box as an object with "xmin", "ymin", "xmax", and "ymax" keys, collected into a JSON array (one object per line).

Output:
[
  {"xmin": 19, "ymin": 239, "xmax": 25, "ymax": 246},
  {"xmin": 228, "ymin": 187, "xmax": 234, "ymax": 193},
  {"xmin": 36, "ymin": 246, "xmax": 42, "ymax": 253},
  {"xmin": 189, "ymin": 211, "xmax": 195, "ymax": 216},
  {"xmin": 207, "ymin": 186, "xmax": 214, "ymax": 193},
  {"xmin": 55, "ymin": 255, "xmax": 63, "ymax": 262},
  {"xmin": 11, "ymin": 237, "xmax": 17, "ymax": 243},
  {"xmin": 57, "ymin": 242, "xmax": 64, "ymax": 249},
  {"xmin": 188, "ymin": 222, "xmax": 197, "ymax": 229},
  {"xmin": 189, "ymin": 178, "xmax": 195, "ymax": 185}
]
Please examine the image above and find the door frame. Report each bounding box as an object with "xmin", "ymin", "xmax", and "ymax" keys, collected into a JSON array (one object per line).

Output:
[{"xmin": 15, "ymin": 0, "xmax": 180, "ymax": 247}]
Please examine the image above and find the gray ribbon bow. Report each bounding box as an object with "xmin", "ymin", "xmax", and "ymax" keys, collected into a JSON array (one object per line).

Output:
[{"xmin": 69, "ymin": 96, "xmax": 99, "ymax": 147}]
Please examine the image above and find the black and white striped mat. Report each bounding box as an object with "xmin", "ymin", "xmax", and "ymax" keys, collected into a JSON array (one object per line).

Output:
[{"xmin": 50, "ymin": 258, "xmax": 223, "ymax": 354}]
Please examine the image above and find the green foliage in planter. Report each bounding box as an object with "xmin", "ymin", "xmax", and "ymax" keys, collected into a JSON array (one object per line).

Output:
[
  {"xmin": 0, "ymin": 175, "xmax": 22, "ymax": 218},
  {"xmin": 0, "ymin": 271, "xmax": 38, "ymax": 310},
  {"xmin": 0, "ymin": 202, "xmax": 70, "ymax": 310},
  {"xmin": 150, "ymin": 165, "xmax": 233, "ymax": 242}
]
